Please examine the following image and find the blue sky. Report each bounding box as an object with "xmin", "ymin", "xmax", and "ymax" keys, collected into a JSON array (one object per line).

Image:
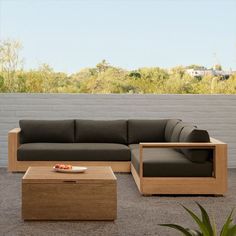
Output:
[{"xmin": 0, "ymin": 0, "xmax": 236, "ymax": 73}]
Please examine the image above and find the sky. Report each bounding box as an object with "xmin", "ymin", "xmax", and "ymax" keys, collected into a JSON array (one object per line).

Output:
[{"xmin": 0, "ymin": 0, "xmax": 236, "ymax": 74}]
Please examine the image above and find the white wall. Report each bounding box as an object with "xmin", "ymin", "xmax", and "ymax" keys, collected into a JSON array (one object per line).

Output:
[{"xmin": 0, "ymin": 94, "xmax": 235, "ymax": 167}]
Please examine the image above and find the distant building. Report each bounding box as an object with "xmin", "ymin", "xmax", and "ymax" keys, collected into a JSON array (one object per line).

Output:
[{"xmin": 186, "ymin": 68, "xmax": 233, "ymax": 79}]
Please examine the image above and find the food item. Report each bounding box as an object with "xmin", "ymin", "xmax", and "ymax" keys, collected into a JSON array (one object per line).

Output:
[
  {"xmin": 54, "ymin": 164, "xmax": 72, "ymax": 170},
  {"xmin": 54, "ymin": 164, "xmax": 60, "ymax": 168}
]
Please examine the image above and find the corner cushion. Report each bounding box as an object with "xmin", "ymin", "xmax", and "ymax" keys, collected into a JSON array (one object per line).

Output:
[
  {"xmin": 165, "ymin": 119, "xmax": 181, "ymax": 141},
  {"xmin": 170, "ymin": 122, "xmax": 195, "ymax": 142},
  {"xmin": 179, "ymin": 126, "xmax": 212, "ymax": 163},
  {"xmin": 170, "ymin": 122, "xmax": 196, "ymax": 153}
]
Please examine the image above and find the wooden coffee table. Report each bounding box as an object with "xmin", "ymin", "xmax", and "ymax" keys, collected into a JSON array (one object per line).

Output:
[{"xmin": 22, "ymin": 166, "xmax": 117, "ymax": 220}]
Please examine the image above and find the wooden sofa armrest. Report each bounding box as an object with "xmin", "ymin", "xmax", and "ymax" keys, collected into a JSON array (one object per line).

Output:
[
  {"xmin": 138, "ymin": 138, "xmax": 227, "ymax": 182},
  {"xmin": 139, "ymin": 142, "xmax": 215, "ymax": 148},
  {"xmin": 9, "ymin": 128, "xmax": 21, "ymax": 134},
  {"xmin": 8, "ymin": 128, "xmax": 21, "ymax": 171},
  {"xmin": 139, "ymin": 137, "xmax": 226, "ymax": 149}
]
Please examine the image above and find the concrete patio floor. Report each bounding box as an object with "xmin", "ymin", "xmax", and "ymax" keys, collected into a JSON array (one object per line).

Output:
[{"xmin": 0, "ymin": 168, "xmax": 235, "ymax": 236}]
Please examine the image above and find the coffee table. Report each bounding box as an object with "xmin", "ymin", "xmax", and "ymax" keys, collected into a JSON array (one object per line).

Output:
[{"xmin": 22, "ymin": 166, "xmax": 117, "ymax": 220}]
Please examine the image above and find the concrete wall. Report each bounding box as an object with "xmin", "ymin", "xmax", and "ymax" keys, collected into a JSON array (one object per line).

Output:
[{"xmin": 0, "ymin": 94, "xmax": 235, "ymax": 167}]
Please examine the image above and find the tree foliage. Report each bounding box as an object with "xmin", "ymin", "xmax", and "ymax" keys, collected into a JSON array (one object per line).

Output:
[
  {"xmin": 0, "ymin": 39, "xmax": 235, "ymax": 94},
  {"xmin": 0, "ymin": 39, "xmax": 23, "ymax": 92}
]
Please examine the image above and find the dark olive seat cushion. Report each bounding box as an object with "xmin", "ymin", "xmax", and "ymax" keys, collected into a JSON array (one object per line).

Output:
[
  {"xmin": 128, "ymin": 119, "xmax": 168, "ymax": 144},
  {"xmin": 179, "ymin": 126, "xmax": 212, "ymax": 163},
  {"xmin": 19, "ymin": 120, "xmax": 75, "ymax": 144},
  {"xmin": 17, "ymin": 143, "xmax": 131, "ymax": 161},
  {"xmin": 75, "ymin": 120, "xmax": 127, "ymax": 144},
  {"xmin": 165, "ymin": 119, "xmax": 181, "ymax": 141},
  {"xmin": 129, "ymin": 144, "xmax": 212, "ymax": 177}
]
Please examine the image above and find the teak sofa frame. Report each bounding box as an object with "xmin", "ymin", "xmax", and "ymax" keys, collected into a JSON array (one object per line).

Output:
[{"xmin": 8, "ymin": 128, "xmax": 227, "ymax": 195}]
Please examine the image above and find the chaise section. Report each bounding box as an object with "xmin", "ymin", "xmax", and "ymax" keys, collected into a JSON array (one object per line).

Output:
[
  {"xmin": 131, "ymin": 141, "xmax": 227, "ymax": 195},
  {"xmin": 18, "ymin": 143, "xmax": 131, "ymax": 161},
  {"xmin": 129, "ymin": 144, "xmax": 212, "ymax": 177}
]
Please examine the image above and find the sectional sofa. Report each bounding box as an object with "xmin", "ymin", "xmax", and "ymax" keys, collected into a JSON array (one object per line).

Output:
[{"xmin": 8, "ymin": 119, "xmax": 227, "ymax": 195}]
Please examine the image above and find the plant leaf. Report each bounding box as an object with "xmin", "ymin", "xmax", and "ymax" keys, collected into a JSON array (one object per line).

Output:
[
  {"xmin": 159, "ymin": 224, "xmax": 192, "ymax": 236},
  {"xmin": 212, "ymin": 215, "xmax": 217, "ymax": 236},
  {"xmin": 186, "ymin": 228, "xmax": 203, "ymax": 236},
  {"xmin": 228, "ymin": 225, "xmax": 236, "ymax": 236},
  {"xmin": 181, "ymin": 205, "xmax": 210, "ymax": 236},
  {"xmin": 196, "ymin": 202, "xmax": 214, "ymax": 235},
  {"xmin": 220, "ymin": 209, "xmax": 234, "ymax": 236}
]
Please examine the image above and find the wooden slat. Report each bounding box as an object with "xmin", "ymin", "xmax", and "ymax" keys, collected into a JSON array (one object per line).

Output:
[
  {"xmin": 141, "ymin": 177, "xmax": 220, "ymax": 195},
  {"xmin": 131, "ymin": 164, "xmax": 141, "ymax": 191},
  {"xmin": 12, "ymin": 160, "xmax": 130, "ymax": 173},
  {"xmin": 8, "ymin": 128, "xmax": 20, "ymax": 171},
  {"xmin": 23, "ymin": 166, "xmax": 116, "ymax": 184},
  {"xmin": 140, "ymin": 142, "xmax": 215, "ymax": 148}
]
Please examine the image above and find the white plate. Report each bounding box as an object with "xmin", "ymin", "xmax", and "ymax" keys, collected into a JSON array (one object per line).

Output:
[{"xmin": 53, "ymin": 166, "xmax": 87, "ymax": 173}]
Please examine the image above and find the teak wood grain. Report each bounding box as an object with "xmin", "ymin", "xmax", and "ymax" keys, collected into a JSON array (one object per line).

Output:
[
  {"xmin": 22, "ymin": 166, "xmax": 117, "ymax": 220},
  {"xmin": 23, "ymin": 166, "xmax": 117, "ymax": 183}
]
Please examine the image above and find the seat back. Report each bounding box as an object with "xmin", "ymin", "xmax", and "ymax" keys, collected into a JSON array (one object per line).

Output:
[
  {"xmin": 75, "ymin": 119, "xmax": 128, "ymax": 144},
  {"xmin": 19, "ymin": 120, "xmax": 75, "ymax": 143},
  {"xmin": 128, "ymin": 119, "xmax": 168, "ymax": 144},
  {"xmin": 179, "ymin": 126, "xmax": 212, "ymax": 163}
]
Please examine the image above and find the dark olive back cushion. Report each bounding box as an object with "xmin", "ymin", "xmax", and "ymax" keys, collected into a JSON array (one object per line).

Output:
[
  {"xmin": 19, "ymin": 120, "xmax": 75, "ymax": 144},
  {"xmin": 165, "ymin": 119, "xmax": 181, "ymax": 141},
  {"xmin": 128, "ymin": 119, "xmax": 167, "ymax": 144},
  {"xmin": 170, "ymin": 122, "xmax": 192, "ymax": 142},
  {"xmin": 170, "ymin": 122, "xmax": 197, "ymax": 153},
  {"xmin": 179, "ymin": 126, "xmax": 211, "ymax": 163},
  {"xmin": 75, "ymin": 120, "xmax": 127, "ymax": 144}
]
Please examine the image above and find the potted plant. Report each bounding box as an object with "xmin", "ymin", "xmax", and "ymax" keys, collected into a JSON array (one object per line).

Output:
[{"xmin": 159, "ymin": 202, "xmax": 236, "ymax": 236}]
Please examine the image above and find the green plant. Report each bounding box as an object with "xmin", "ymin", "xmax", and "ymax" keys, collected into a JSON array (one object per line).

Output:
[{"xmin": 159, "ymin": 202, "xmax": 236, "ymax": 236}]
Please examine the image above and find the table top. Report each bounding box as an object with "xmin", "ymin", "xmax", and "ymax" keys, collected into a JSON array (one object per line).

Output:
[{"xmin": 22, "ymin": 166, "xmax": 117, "ymax": 184}]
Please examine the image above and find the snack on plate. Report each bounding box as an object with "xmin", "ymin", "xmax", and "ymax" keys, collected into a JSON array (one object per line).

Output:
[{"xmin": 54, "ymin": 164, "xmax": 72, "ymax": 170}]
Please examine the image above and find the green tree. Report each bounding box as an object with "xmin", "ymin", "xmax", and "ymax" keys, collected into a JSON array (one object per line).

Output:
[
  {"xmin": 0, "ymin": 39, "xmax": 23, "ymax": 92},
  {"xmin": 96, "ymin": 59, "xmax": 110, "ymax": 73},
  {"xmin": 0, "ymin": 39, "xmax": 235, "ymax": 94},
  {"xmin": 0, "ymin": 75, "xmax": 4, "ymax": 92}
]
